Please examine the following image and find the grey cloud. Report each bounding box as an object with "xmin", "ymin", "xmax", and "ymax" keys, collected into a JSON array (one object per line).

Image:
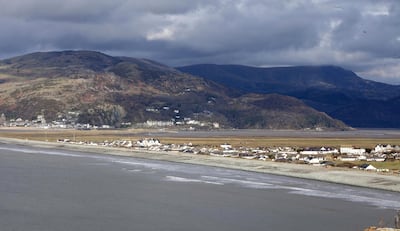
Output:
[
  {"xmin": 331, "ymin": 1, "xmax": 400, "ymax": 58},
  {"xmin": 119, "ymin": 0, "xmax": 214, "ymax": 15},
  {"xmin": 0, "ymin": 0, "xmax": 120, "ymax": 23},
  {"xmin": 0, "ymin": 0, "xmax": 398, "ymax": 83}
]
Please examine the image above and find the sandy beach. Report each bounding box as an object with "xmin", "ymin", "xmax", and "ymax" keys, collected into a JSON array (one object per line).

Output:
[{"xmin": 1, "ymin": 137, "xmax": 399, "ymax": 193}]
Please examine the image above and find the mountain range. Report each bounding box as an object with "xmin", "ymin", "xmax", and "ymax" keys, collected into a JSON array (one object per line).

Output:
[
  {"xmin": 0, "ymin": 51, "xmax": 346, "ymax": 130},
  {"xmin": 4, "ymin": 51, "xmax": 399, "ymax": 129},
  {"xmin": 177, "ymin": 64, "xmax": 400, "ymax": 128}
]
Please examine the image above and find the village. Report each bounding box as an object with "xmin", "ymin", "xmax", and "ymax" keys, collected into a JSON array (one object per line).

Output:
[
  {"xmin": 2, "ymin": 113, "xmax": 400, "ymax": 174},
  {"xmin": 0, "ymin": 110, "xmax": 220, "ymax": 130},
  {"xmin": 56, "ymin": 137, "xmax": 400, "ymax": 174}
]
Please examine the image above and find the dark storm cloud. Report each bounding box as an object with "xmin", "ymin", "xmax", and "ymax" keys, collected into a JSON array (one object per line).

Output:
[
  {"xmin": 0, "ymin": 0, "xmax": 399, "ymax": 83},
  {"xmin": 331, "ymin": 1, "xmax": 400, "ymax": 59}
]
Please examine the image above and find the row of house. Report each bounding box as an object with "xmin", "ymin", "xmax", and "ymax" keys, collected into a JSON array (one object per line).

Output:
[
  {"xmin": 56, "ymin": 137, "xmax": 400, "ymax": 174},
  {"xmin": 138, "ymin": 119, "xmax": 220, "ymax": 129},
  {"xmin": 57, "ymin": 137, "xmax": 400, "ymax": 166}
]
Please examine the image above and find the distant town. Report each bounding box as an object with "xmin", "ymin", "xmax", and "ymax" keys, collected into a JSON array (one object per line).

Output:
[
  {"xmin": 55, "ymin": 137, "xmax": 400, "ymax": 174},
  {"xmin": 0, "ymin": 111, "xmax": 220, "ymax": 130},
  {"xmin": 2, "ymin": 112, "xmax": 399, "ymax": 174}
]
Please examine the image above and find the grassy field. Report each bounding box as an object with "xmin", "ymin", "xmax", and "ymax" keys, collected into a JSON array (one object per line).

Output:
[{"xmin": 1, "ymin": 128, "xmax": 400, "ymax": 149}]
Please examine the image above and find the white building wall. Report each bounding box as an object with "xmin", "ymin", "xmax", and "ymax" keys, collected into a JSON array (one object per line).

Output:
[{"xmin": 340, "ymin": 146, "xmax": 366, "ymax": 155}]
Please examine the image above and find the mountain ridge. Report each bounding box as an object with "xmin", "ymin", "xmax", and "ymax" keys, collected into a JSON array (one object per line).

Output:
[
  {"xmin": 177, "ymin": 64, "xmax": 400, "ymax": 128},
  {"xmin": 0, "ymin": 50, "xmax": 347, "ymax": 130},
  {"xmin": 177, "ymin": 64, "xmax": 399, "ymax": 99}
]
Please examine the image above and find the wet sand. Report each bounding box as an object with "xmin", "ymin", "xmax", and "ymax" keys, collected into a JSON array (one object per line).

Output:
[
  {"xmin": 0, "ymin": 141, "xmax": 399, "ymax": 231},
  {"xmin": 1, "ymin": 137, "xmax": 399, "ymax": 193}
]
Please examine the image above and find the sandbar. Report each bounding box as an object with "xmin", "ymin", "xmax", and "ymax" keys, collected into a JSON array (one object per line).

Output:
[{"xmin": 0, "ymin": 137, "xmax": 399, "ymax": 192}]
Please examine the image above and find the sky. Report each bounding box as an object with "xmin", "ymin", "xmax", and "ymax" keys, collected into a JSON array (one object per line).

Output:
[{"xmin": 0, "ymin": 0, "xmax": 399, "ymax": 84}]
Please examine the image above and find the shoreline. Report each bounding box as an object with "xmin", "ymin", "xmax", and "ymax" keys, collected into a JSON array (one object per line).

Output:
[{"xmin": 1, "ymin": 137, "xmax": 399, "ymax": 193}]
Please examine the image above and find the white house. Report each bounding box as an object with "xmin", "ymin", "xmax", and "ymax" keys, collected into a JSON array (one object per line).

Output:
[
  {"xmin": 300, "ymin": 147, "xmax": 339, "ymax": 155},
  {"xmin": 306, "ymin": 157, "xmax": 324, "ymax": 164},
  {"xmin": 220, "ymin": 144, "xmax": 232, "ymax": 150},
  {"xmin": 145, "ymin": 120, "xmax": 174, "ymax": 127},
  {"xmin": 360, "ymin": 164, "xmax": 377, "ymax": 171},
  {"xmin": 136, "ymin": 138, "xmax": 161, "ymax": 147},
  {"xmin": 338, "ymin": 156, "xmax": 358, "ymax": 161},
  {"xmin": 374, "ymin": 144, "xmax": 393, "ymax": 153},
  {"xmin": 340, "ymin": 145, "xmax": 366, "ymax": 155}
]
